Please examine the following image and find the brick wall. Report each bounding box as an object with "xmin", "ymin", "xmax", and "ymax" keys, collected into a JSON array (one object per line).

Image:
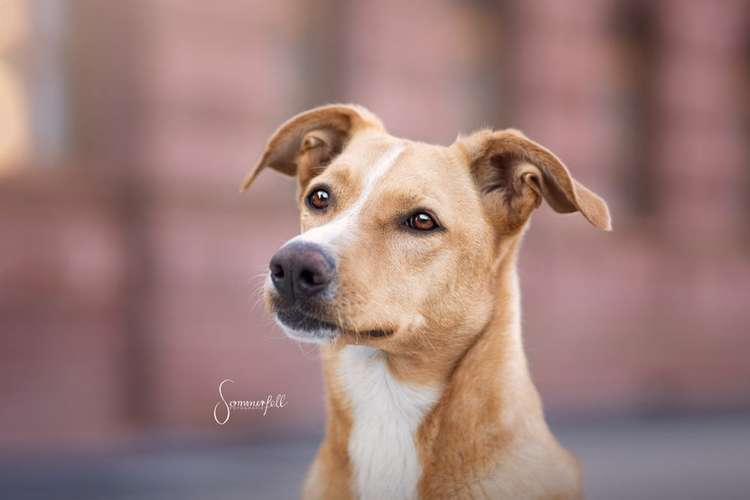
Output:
[{"xmin": 1, "ymin": 0, "xmax": 748, "ymax": 451}]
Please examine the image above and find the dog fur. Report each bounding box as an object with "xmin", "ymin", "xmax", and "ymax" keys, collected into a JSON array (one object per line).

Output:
[{"xmin": 242, "ymin": 104, "xmax": 611, "ymax": 499}]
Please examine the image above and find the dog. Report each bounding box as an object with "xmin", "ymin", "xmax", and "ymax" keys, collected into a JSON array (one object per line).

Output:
[{"xmin": 241, "ymin": 104, "xmax": 611, "ymax": 500}]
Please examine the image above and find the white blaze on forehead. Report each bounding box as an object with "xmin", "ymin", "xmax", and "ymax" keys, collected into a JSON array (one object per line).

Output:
[{"xmin": 287, "ymin": 143, "xmax": 406, "ymax": 251}]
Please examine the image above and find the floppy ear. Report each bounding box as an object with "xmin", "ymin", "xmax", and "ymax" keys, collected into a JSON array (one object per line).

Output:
[
  {"xmin": 240, "ymin": 104, "xmax": 384, "ymax": 192},
  {"xmin": 455, "ymin": 129, "xmax": 611, "ymax": 232}
]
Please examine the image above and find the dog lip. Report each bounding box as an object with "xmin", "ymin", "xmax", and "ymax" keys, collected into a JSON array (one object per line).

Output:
[
  {"xmin": 341, "ymin": 327, "xmax": 393, "ymax": 339},
  {"xmin": 276, "ymin": 309, "xmax": 338, "ymax": 332},
  {"xmin": 274, "ymin": 308, "xmax": 393, "ymax": 339},
  {"xmin": 360, "ymin": 329, "xmax": 392, "ymax": 338}
]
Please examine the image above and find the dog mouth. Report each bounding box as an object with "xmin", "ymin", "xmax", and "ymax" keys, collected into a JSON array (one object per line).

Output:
[
  {"xmin": 276, "ymin": 309, "xmax": 337, "ymax": 332},
  {"xmin": 275, "ymin": 308, "xmax": 393, "ymax": 339}
]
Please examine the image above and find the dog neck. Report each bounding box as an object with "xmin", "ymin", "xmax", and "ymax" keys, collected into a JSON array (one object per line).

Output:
[{"xmin": 315, "ymin": 240, "xmax": 547, "ymax": 499}]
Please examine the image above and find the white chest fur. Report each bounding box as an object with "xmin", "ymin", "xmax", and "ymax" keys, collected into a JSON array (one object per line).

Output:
[{"xmin": 338, "ymin": 346, "xmax": 440, "ymax": 500}]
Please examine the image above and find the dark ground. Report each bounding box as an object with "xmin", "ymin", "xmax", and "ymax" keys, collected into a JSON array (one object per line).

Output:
[{"xmin": 2, "ymin": 415, "xmax": 748, "ymax": 500}]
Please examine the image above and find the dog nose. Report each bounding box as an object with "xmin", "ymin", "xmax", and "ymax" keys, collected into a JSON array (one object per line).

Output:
[{"xmin": 269, "ymin": 242, "xmax": 335, "ymax": 301}]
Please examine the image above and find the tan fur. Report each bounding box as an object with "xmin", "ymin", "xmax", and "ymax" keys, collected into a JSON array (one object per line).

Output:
[{"xmin": 244, "ymin": 105, "xmax": 610, "ymax": 499}]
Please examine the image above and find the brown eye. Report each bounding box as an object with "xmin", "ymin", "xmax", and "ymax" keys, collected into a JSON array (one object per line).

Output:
[
  {"xmin": 407, "ymin": 212, "xmax": 438, "ymax": 231},
  {"xmin": 307, "ymin": 188, "xmax": 330, "ymax": 210}
]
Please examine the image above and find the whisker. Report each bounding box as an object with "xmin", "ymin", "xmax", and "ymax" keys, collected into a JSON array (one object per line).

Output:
[{"xmin": 295, "ymin": 340, "xmax": 319, "ymax": 360}]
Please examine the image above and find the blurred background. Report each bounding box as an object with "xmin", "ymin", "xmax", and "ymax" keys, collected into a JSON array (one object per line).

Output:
[{"xmin": 1, "ymin": 0, "xmax": 749, "ymax": 499}]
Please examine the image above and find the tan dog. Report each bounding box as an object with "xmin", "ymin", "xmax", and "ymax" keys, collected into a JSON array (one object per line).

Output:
[{"xmin": 242, "ymin": 104, "xmax": 610, "ymax": 500}]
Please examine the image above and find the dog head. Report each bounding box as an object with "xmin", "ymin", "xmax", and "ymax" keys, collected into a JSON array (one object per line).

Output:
[{"xmin": 243, "ymin": 104, "xmax": 610, "ymax": 351}]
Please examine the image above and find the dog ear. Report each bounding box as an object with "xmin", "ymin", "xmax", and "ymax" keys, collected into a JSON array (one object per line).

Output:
[
  {"xmin": 456, "ymin": 129, "xmax": 611, "ymax": 232},
  {"xmin": 240, "ymin": 104, "xmax": 384, "ymax": 192}
]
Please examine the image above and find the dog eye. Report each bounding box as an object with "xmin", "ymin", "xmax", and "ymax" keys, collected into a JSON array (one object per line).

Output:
[
  {"xmin": 406, "ymin": 212, "xmax": 438, "ymax": 231},
  {"xmin": 306, "ymin": 188, "xmax": 331, "ymax": 210}
]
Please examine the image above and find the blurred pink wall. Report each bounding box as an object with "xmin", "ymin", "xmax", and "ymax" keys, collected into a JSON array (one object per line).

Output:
[{"xmin": 0, "ymin": 0, "xmax": 749, "ymax": 452}]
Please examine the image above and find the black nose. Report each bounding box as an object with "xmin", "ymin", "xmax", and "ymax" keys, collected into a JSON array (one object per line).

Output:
[{"xmin": 269, "ymin": 241, "xmax": 335, "ymax": 301}]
